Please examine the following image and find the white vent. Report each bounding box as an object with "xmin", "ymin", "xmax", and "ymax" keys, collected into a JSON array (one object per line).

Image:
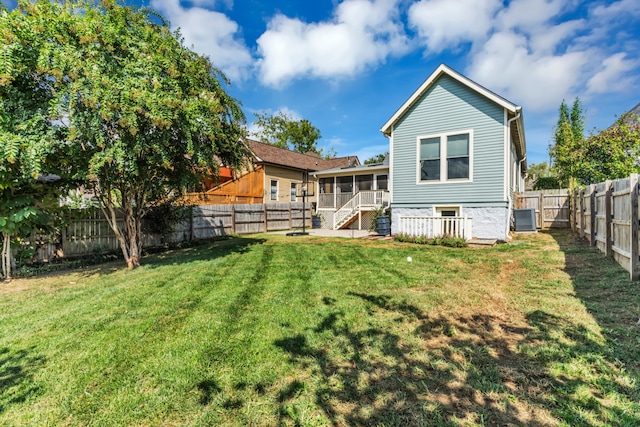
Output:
[{"xmin": 514, "ymin": 208, "xmax": 536, "ymax": 231}]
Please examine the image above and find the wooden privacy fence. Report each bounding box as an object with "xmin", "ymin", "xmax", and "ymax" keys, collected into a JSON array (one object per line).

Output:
[
  {"xmin": 30, "ymin": 202, "xmax": 311, "ymax": 263},
  {"xmin": 571, "ymin": 174, "xmax": 640, "ymax": 280},
  {"xmin": 514, "ymin": 189, "xmax": 571, "ymax": 229}
]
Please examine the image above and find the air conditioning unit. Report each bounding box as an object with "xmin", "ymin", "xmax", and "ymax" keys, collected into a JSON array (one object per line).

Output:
[{"xmin": 514, "ymin": 208, "xmax": 536, "ymax": 232}]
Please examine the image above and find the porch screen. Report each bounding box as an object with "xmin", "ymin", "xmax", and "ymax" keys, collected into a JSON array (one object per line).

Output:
[
  {"xmin": 356, "ymin": 175, "xmax": 373, "ymax": 191},
  {"xmin": 319, "ymin": 177, "xmax": 334, "ymax": 194},
  {"xmin": 376, "ymin": 175, "xmax": 388, "ymax": 190},
  {"xmin": 336, "ymin": 176, "xmax": 353, "ymax": 193}
]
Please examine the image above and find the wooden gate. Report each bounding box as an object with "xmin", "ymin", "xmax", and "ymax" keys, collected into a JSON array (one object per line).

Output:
[{"xmin": 514, "ymin": 189, "xmax": 571, "ymax": 229}]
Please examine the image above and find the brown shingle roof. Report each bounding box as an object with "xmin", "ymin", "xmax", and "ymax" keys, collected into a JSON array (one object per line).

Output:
[{"xmin": 247, "ymin": 139, "xmax": 358, "ymax": 171}]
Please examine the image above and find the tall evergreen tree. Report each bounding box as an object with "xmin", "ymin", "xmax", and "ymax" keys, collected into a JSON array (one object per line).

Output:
[{"xmin": 549, "ymin": 98, "xmax": 585, "ymax": 187}]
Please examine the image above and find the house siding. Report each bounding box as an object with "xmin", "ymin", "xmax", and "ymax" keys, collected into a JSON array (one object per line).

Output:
[
  {"xmin": 391, "ymin": 74, "xmax": 506, "ymax": 207},
  {"xmin": 263, "ymin": 165, "xmax": 317, "ymax": 204}
]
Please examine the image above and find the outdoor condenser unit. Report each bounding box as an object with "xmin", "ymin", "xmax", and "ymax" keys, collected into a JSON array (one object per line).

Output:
[{"xmin": 514, "ymin": 208, "xmax": 537, "ymax": 232}]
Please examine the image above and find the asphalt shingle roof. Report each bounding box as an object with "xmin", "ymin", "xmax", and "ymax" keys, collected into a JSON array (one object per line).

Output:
[{"xmin": 247, "ymin": 139, "xmax": 358, "ymax": 171}]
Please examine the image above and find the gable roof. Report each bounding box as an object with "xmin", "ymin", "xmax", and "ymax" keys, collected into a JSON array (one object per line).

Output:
[
  {"xmin": 247, "ymin": 139, "xmax": 358, "ymax": 171},
  {"xmin": 380, "ymin": 64, "xmax": 521, "ymax": 136},
  {"xmin": 379, "ymin": 63, "xmax": 526, "ymax": 165}
]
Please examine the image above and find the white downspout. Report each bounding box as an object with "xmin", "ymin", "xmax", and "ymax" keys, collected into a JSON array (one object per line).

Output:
[
  {"xmin": 518, "ymin": 156, "xmax": 527, "ymax": 192},
  {"xmin": 506, "ymin": 111, "xmax": 521, "ymax": 239}
]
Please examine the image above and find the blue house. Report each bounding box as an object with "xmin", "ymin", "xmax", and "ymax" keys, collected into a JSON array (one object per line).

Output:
[{"xmin": 380, "ymin": 64, "xmax": 527, "ymax": 241}]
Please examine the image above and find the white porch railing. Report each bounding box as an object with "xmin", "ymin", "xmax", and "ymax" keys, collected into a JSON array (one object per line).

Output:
[
  {"xmin": 397, "ymin": 216, "xmax": 472, "ymax": 240},
  {"xmin": 318, "ymin": 191, "xmax": 389, "ymax": 209},
  {"xmin": 332, "ymin": 191, "xmax": 390, "ymax": 229}
]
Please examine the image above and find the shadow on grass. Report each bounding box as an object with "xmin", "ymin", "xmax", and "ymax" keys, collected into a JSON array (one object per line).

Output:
[
  {"xmin": 274, "ymin": 245, "xmax": 640, "ymax": 426},
  {"xmin": 143, "ymin": 236, "xmax": 266, "ymax": 270},
  {"xmin": 0, "ymin": 347, "xmax": 45, "ymax": 414},
  {"xmin": 548, "ymin": 230, "xmax": 640, "ymax": 371},
  {"xmin": 15, "ymin": 236, "xmax": 267, "ymax": 280}
]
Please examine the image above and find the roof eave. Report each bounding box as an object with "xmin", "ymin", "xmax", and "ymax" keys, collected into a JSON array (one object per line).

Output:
[{"xmin": 380, "ymin": 63, "xmax": 520, "ymax": 136}]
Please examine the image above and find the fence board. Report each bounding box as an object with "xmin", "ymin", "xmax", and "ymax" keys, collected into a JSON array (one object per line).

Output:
[
  {"xmin": 611, "ymin": 177, "xmax": 632, "ymax": 273},
  {"xmin": 24, "ymin": 203, "xmax": 309, "ymax": 264},
  {"xmin": 515, "ymin": 189, "xmax": 571, "ymax": 229}
]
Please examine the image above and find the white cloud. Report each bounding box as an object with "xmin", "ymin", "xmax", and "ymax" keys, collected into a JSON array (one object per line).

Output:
[
  {"xmin": 407, "ymin": 0, "xmax": 637, "ymax": 112},
  {"xmin": 468, "ymin": 31, "xmax": 589, "ymax": 110},
  {"xmin": 151, "ymin": 0, "xmax": 252, "ymax": 82},
  {"xmin": 408, "ymin": 0, "xmax": 502, "ymax": 52},
  {"xmin": 494, "ymin": 0, "xmax": 568, "ymax": 32},
  {"xmin": 587, "ymin": 53, "xmax": 637, "ymax": 94},
  {"xmin": 591, "ymin": 0, "xmax": 640, "ymax": 20},
  {"xmin": 256, "ymin": 0, "xmax": 409, "ymax": 87}
]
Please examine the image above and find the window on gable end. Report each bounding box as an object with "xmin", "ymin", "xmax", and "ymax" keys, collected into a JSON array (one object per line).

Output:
[{"xmin": 418, "ymin": 131, "xmax": 472, "ymax": 183}]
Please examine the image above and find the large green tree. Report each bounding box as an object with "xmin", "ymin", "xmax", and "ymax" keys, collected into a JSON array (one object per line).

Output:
[
  {"xmin": 549, "ymin": 98, "xmax": 585, "ymax": 187},
  {"xmin": 0, "ymin": 2, "xmax": 65, "ymax": 279},
  {"xmin": 2, "ymin": 0, "xmax": 249, "ymax": 268},
  {"xmin": 252, "ymin": 111, "xmax": 326, "ymax": 155}
]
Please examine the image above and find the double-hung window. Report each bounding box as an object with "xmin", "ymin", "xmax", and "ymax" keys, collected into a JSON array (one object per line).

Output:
[
  {"xmin": 419, "ymin": 131, "xmax": 471, "ymax": 183},
  {"xmin": 290, "ymin": 183, "xmax": 297, "ymax": 202},
  {"xmin": 270, "ymin": 179, "xmax": 278, "ymax": 200}
]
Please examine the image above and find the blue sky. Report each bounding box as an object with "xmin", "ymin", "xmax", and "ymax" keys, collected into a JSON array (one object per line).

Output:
[{"xmin": 7, "ymin": 0, "xmax": 640, "ymax": 165}]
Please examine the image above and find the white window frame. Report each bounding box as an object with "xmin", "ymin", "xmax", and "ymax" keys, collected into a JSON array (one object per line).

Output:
[
  {"xmin": 270, "ymin": 179, "xmax": 279, "ymax": 201},
  {"xmin": 290, "ymin": 182, "xmax": 297, "ymax": 202},
  {"xmin": 416, "ymin": 129, "xmax": 473, "ymax": 184},
  {"xmin": 433, "ymin": 205, "xmax": 462, "ymax": 217}
]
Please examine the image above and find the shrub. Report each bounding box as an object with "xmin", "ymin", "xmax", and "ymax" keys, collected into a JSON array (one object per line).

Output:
[{"xmin": 393, "ymin": 234, "xmax": 468, "ymax": 247}]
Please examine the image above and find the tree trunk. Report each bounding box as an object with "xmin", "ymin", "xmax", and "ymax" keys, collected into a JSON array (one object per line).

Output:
[
  {"xmin": 123, "ymin": 206, "xmax": 141, "ymax": 269},
  {"xmin": 96, "ymin": 184, "xmax": 144, "ymax": 269},
  {"xmin": 2, "ymin": 233, "xmax": 11, "ymax": 281}
]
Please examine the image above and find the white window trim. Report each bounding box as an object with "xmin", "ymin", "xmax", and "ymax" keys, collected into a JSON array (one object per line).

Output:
[
  {"xmin": 416, "ymin": 129, "xmax": 474, "ymax": 185},
  {"xmin": 270, "ymin": 179, "xmax": 279, "ymax": 201},
  {"xmin": 290, "ymin": 182, "xmax": 297, "ymax": 202},
  {"xmin": 432, "ymin": 205, "xmax": 463, "ymax": 217}
]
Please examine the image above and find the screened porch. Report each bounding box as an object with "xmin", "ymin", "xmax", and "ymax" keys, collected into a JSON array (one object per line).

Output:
[{"xmin": 317, "ymin": 173, "xmax": 389, "ymax": 209}]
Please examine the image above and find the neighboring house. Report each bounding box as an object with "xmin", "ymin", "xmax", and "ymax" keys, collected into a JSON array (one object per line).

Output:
[
  {"xmin": 185, "ymin": 139, "xmax": 358, "ymax": 205},
  {"xmin": 313, "ymin": 158, "xmax": 390, "ymax": 230},
  {"xmin": 380, "ymin": 64, "xmax": 527, "ymax": 241}
]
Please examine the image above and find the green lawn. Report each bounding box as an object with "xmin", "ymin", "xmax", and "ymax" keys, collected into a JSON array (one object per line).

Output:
[{"xmin": 1, "ymin": 231, "xmax": 639, "ymax": 426}]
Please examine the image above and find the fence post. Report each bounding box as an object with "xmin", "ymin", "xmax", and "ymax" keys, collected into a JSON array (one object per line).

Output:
[
  {"xmin": 189, "ymin": 206, "xmax": 194, "ymax": 241},
  {"xmin": 538, "ymin": 192, "xmax": 544, "ymax": 230},
  {"xmin": 572, "ymin": 188, "xmax": 580, "ymax": 233},
  {"xmin": 605, "ymin": 180, "xmax": 612, "ymax": 257},
  {"xmin": 579, "ymin": 189, "xmax": 585, "ymax": 239},
  {"xmin": 630, "ymin": 174, "xmax": 639, "ymax": 280},
  {"xmin": 589, "ymin": 185, "xmax": 596, "ymax": 246},
  {"xmin": 572, "ymin": 188, "xmax": 578, "ymax": 233},
  {"xmin": 263, "ymin": 203, "xmax": 268, "ymax": 232},
  {"xmin": 231, "ymin": 204, "xmax": 236, "ymax": 234}
]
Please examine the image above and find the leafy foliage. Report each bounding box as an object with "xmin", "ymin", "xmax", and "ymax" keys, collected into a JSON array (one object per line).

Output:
[
  {"xmin": 252, "ymin": 111, "xmax": 329, "ymax": 156},
  {"xmin": 527, "ymin": 162, "xmax": 552, "ymax": 178},
  {"xmin": 549, "ymin": 98, "xmax": 585, "ymax": 187},
  {"xmin": 395, "ymin": 233, "xmax": 468, "ymax": 247},
  {"xmin": 2, "ymin": 0, "xmax": 250, "ymax": 268},
  {"xmin": 364, "ymin": 152, "xmax": 388, "ymax": 164},
  {"xmin": 571, "ymin": 113, "xmax": 640, "ymax": 185},
  {"xmin": 0, "ymin": 2, "xmax": 70, "ymax": 279},
  {"xmin": 533, "ymin": 176, "xmax": 561, "ymax": 190}
]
